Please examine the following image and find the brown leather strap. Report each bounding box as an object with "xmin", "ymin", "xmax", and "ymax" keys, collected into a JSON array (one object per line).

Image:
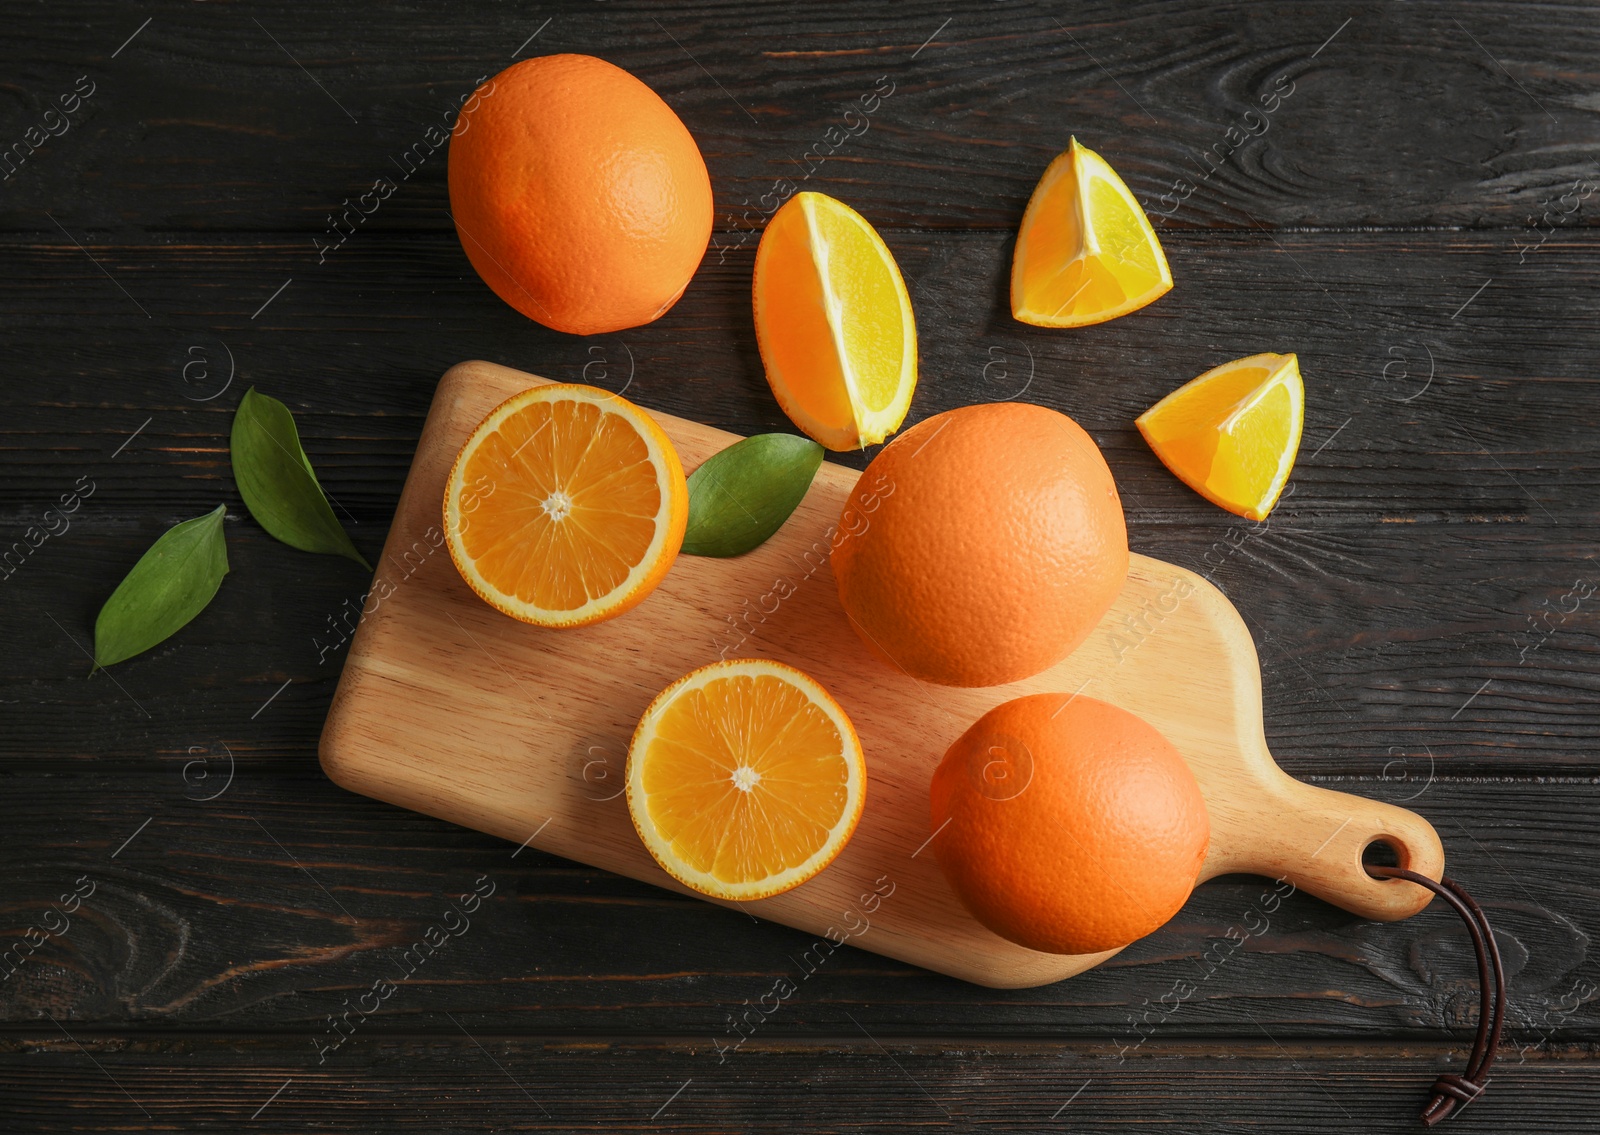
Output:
[{"xmin": 1367, "ymin": 867, "xmax": 1506, "ymax": 1125}]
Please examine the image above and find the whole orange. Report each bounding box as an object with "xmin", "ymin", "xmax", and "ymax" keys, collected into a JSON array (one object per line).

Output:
[
  {"xmin": 930, "ymin": 694, "xmax": 1210, "ymax": 955},
  {"xmin": 447, "ymin": 55, "xmax": 713, "ymax": 335},
  {"xmin": 832, "ymin": 402, "xmax": 1129, "ymax": 687}
]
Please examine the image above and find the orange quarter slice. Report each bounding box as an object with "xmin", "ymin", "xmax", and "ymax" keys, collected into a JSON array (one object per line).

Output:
[
  {"xmin": 627, "ymin": 659, "xmax": 866, "ymax": 900},
  {"xmin": 444, "ymin": 383, "xmax": 688, "ymax": 627},
  {"xmin": 1137, "ymin": 352, "xmax": 1305, "ymax": 521},
  {"xmin": 753, "ymin": 191, "xmax": 917, "ymax": 451},
  {"xmin": 1011, "ymin": 138, "xmax": 1172, "ymax": 327}
]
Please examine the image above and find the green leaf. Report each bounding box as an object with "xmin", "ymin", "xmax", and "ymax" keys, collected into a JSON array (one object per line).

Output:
[
  {"xmin": 230, "ymin": 387, "xmax": 370, "ymax": 569},
  {"xmin": 682, "ymin": 433, "xmax": 825, "ymax": 557},
  {"xmin": 93, "ymin": 504, "xmax": 230, "ymax": 671}
]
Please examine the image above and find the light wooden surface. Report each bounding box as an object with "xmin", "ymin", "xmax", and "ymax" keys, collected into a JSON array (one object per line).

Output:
[{"xmin": 320, "ymin": 360, "xmax": 1444, "ymax": 988}]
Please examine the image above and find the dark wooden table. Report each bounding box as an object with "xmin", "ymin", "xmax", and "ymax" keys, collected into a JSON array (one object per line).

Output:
[{"xmin": 4, "ymin": 2, "xmax": 1597, "ymax": 1130}]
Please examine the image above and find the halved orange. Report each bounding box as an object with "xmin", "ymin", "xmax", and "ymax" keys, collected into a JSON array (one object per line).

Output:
[
  {"xmin": 626, "ymin": 658, "xmax": 866, "ymax": 900},
  {"xmin": 1137, "ymin": 352, "xmax": 1304, "ymax": 521},
  {"xmin": 1011, "ymin": 138, "xmax": 1172, "ymax": 327},
  {"xmin": 753, "ymin": 191, "xmax": 917, "ymax": 451},
  {"xmin": 444, "ymin": 383, "xmax": 688, "ymax": 626}
]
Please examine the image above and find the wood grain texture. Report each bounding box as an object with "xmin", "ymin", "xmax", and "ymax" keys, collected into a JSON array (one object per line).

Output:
[
  {"xmin": 2, "ymin": 228, "xmax": 1596, "ymax": 523},
  {"xmin": 0, "ymin": 1035, "xmax": 1594, "ymax": 1134},
  {"xmin": 2, "ymin": 0, "xmax": 1598, "ymax": 1128},
  {"xmin": 0, "ymin": 770, "xmax": 1594, "ymax": 1039},
  {"xmin": 3, "ymin": 2, "xmax": 1597, "ymax": 234}
]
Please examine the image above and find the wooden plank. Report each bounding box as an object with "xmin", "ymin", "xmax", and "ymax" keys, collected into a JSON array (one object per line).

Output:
[
  {"xmin": 0, "ymin": 769, "xmax": 1591, "ymax": 1039},
  {"xmin": 1, "ymin": 3, "xmax": 1595, "ymax": 234},
  {"xmin": 6, "ymin": 515, "xmax": 1600, "ymax": 775},
  {"xmin": 0, "ymin": 230, "xmax": 1596, "ymax": 516},
  {"xmin": 0, "ymin": 1034, "xmax": 1592, "ymax": 1133}
]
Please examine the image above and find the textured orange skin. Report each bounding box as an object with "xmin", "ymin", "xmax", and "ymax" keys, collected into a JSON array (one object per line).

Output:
[
  {"xmin": 832, "ymin": 402, "xmax": 1129, "ymax": 687},
  {"xmin": 447, "ymin": 55, "xmax": 713, "ymax": 336},
  {"xmin": 930, "ymin": 694, "xmax": 1210, "ymax": 955}
]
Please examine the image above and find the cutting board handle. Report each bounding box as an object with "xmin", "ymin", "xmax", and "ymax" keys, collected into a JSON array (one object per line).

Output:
[{"xmin": 1211, "ymin": 768, "xmax": 1446, "ymax": 922}]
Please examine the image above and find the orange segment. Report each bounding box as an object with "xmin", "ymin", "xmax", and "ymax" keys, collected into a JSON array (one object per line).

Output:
[
  {"xmin": 444, "ymin": 383, "xmax": 688, "ymax": 626},
  {"xmin": 1136, "ymin": 352, "xmax": 1305, "ymax": 521},
  {"xmin": 627, "ymin": 659, "xmax": 866, "ymax": 900},
  {"xmin": 753, "ymin": 191, "xmax": 917, "ymax": 451},
  {"xmin": 1011, "ymin": 138, "xmax": 1172, "ymax": 327}
]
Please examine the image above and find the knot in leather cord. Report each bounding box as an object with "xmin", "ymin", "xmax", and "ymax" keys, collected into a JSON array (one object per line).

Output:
[{"xmin": 1429, "ymin": 1073, "xmax": 1486, "ymax": 1104}]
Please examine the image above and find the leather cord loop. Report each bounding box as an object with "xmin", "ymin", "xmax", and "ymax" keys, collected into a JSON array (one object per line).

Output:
[{"xmin": 1367, "ymin": 866, "xmax": 1506, "ymax": 1125}]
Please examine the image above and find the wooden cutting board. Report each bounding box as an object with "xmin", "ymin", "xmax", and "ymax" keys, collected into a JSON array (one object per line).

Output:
[{"xmin": 320, "ymin": 360, "xmax": 1444, "ymax": 989}]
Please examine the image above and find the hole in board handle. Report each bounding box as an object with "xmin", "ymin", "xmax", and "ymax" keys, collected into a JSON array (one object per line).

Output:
[{"xmin": 1361, "ymin": 836, "xmax": 1405, "ymax": 877}]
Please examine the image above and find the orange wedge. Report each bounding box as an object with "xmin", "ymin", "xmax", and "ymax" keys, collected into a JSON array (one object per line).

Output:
[
  {"xmin": 444, "ymin": 383, "xmax": 688, "ymax": 627},
  {"xmin": 753, "ymin": 191, "xmax": 917, "ymax": 451},
  {"xmin": 1137, "ymin": 353, "xmax": 1304, "ymax": 521},
  {"xmin": 626, "ymin": 658, "xmax": 866, "ymax": 900},
  {"xmin": 1011, "ymin": 138, "xmax": 1172, "ymax": 327}
]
